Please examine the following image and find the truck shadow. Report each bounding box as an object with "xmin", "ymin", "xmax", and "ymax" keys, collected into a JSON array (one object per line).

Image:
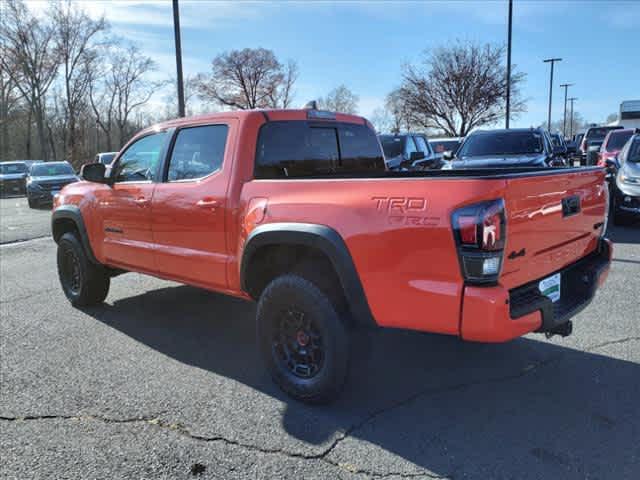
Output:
[{"xmin": 86, "ymin": 285, "xmax": 639, "ymax": 478}]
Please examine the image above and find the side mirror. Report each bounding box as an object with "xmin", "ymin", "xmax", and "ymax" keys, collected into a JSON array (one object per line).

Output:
[
  {"xmin": 605, "ymin": 158, "xmax": 619, "ymax": 173},
  {"xmin": 442, "ymin": 150, "xmax": 454, "ymax": 160},
  {"xmin": 81, "ymin": 162, "xmax": 107, "ymax": 183},
  {"xmin": 409, "ymin": 151, "xmax": 425, "ymax": 162}
]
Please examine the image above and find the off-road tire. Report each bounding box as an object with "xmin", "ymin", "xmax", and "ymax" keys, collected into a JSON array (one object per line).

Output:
[
  {"xmin": 256, "ymin": 274, "xmax": 350, "ymax": 404},
  {"xmin": 57, "ymin": 232, "xmax": 110, "ymax": 307}
]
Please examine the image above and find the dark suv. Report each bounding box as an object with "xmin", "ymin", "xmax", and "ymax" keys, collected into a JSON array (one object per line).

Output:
[
  {"xmin": 26, "ymin": 161, "xmax": 79, "ymax": 208},
  {"xmin": 452, "ymin": 128, "xmax": 565, "ymax": 168}
]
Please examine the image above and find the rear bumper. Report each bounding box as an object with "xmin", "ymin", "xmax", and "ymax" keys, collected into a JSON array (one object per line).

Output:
[{"xmin": 460, "ymin": 238, "xmax": 612, "ymax": 342}]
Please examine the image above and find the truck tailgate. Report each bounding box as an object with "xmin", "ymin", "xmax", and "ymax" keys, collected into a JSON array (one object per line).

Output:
[{"xmin": 500, "ymin": 168, "xmax": 608, "ymax": 289}]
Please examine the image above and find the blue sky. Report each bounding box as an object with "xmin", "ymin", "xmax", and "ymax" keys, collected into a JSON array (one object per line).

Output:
[{"xmin": 27, "ymin": 0, "xmax": 640, "ymax": 128}]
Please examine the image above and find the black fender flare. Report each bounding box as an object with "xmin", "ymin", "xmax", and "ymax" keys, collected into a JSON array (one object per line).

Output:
[
  {"xmin": 241, "ymin": 222, "xmax": 377, "ymax": 328},
  {"xmin": 51, "ymin": 205, "xmax": 99, "ymax": 264}
]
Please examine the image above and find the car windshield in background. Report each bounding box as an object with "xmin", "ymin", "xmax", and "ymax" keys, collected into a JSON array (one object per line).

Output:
[
  {"xmin": 587, "ymin": 127, "xmax": 620, "ymax": 139},
  {"xmin": 30, "ymin": 163, "xmax": 74, "ymax": 176},
  {"xmin": 431, "ymin": 140, "xmax": 460, "ymax": 153},
  {"xmin": 100, "ymin": 153, "xmax": 116, "ymax": 164},
  {"xmin": 0, "ymin": 163, "xmax": 27, "ymax": 174},
  {"xmin": 607, "ymin": 131, "xmax": 634, "ymax": 151},
  {"xmin": 551, "ymin": 135, "xmax": 563, "ymax": 147},
  {"xmin": 458, "ymin": 131, "xmax": 543, "ymax": 157},
  {"xmin": 628, "ymin": 140, "xmax": 640, "ymax": 162},
  {"xmin": 379, "ymin": 135, "xmax": 403, "ymax": 159}
]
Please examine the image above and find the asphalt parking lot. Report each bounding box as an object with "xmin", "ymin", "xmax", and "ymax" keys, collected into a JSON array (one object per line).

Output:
[{"xmin": 1, "ymin": 197, "xmax": 639, "ymax": 479}]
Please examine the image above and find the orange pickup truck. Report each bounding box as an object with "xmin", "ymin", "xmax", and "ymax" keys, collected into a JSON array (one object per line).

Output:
[{"xmin": 52, "ymin": 107, "xmax": 612, "ymax": 403}]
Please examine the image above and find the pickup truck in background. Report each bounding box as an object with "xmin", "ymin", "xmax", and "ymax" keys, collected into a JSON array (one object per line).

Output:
[{"xmin": 51, "ymin": 107, "xmax": 612, "ymax": 403}]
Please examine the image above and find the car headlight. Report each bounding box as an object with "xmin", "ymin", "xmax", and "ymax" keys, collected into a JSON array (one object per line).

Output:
[{"xmin": 619, "ymin": 172, "xmax": 640, "ymax": 185}]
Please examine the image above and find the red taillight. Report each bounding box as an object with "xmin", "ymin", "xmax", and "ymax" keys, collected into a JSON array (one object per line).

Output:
[
  {"xmin": 457, "ymin": 215, "xmax": 478, "ymax": 245},
  {"xmin": 452, "ymin": 199, "xmax": 506, "ymax": 284}
]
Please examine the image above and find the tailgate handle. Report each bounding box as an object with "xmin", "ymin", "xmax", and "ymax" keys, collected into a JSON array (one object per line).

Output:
[{"xmin": 562, "ymin": 195, "xmax": 581, "ymax": 217}]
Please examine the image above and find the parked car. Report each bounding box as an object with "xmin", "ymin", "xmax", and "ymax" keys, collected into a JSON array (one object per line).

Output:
[
  {"xmin": 52, "ymin": 107, "xmax": 611, "ymax": 403},
  {"xmin": 550, "ymin": 133, "xmax": 569, "ymax": 159},
  {"xmin": 580, "ymin": 125, "xmax": 624, "ymax": 166},
  {"xmin": 606, "ymin": 133, "xmax": 640, "ymax": 225},
  {"xmin": 26, "ymin": 161, "xmax": 79, "ymax": 208},
  {"xmin": 597, "ymin": 128, "xmax": 640, "ymax": 167},
  {"xmin": 429, "ymin": 137, "xmax": 463, "ymax": 161},
  {"xmin": 95, "ymin": 152, "xmax": 118, "ymax": 165},
  {"xmin": 377, "ymin": 133, "xmax": 436, "ymax": 170},
  {"xmin": 451, "ymin": 128, "xmax": 565, "ymax": 168},
  {"xmin": 0, "ymin": 161, "xmax": 29, "ymax": 197}
]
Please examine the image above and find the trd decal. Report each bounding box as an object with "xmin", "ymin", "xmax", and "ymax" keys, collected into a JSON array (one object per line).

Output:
[{"xmin": 371, "ymin": 196, "xmax": 439, "ymax": 226}]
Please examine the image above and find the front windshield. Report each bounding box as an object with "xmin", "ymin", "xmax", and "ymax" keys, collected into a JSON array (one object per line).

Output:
[
  {"xmin": 628, "ymin": 140, "xmax": 640, "ymax": 163},
  {"xmin": 30, "ymin": 163, "xmax": 75, "ymax": 177},
  {"xmin": 379, "ymin": 135, "xmax": 404, "ymax": 158},
  {"xmin": 0, "ymin": 163, "xmax": 27, "ymax": 174},
  {"xmin": 458, "ymin": 131, "xmax": 543, "ymax": 157},
  {"xmin": 606, "ymin": 131, "xmax": 633, "ymax": 151}
]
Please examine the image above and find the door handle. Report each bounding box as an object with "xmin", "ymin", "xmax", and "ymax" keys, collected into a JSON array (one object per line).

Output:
[
  {"xmin": 134, "ymin": 197, "xmax": 149, "ymax": 206},
  {"xmin": 196, "ymin": 199, "xmax": 218, "ymax": 209}
]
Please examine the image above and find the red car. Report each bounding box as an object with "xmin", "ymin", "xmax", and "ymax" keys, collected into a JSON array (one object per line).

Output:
[
  {"xmin": 598, "ymin": 128, "xmax": 639, "ymax": 167},
  {"xmin": 51, "ymin": 107, "xmax": 612, "ymax": 402}
]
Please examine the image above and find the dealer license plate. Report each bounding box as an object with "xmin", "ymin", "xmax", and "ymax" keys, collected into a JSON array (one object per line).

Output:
[{"xmin": 539, "ymin": 273, "xmax": 561, "ymax": 303}]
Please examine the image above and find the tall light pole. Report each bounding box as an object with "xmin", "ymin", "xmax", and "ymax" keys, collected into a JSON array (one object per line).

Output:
[
  {"xmin": 568, "ymin": 97, "xmax": 578, "ymax": 138},
  {"xmin": 560, "ymin": 83, "xmax": 573, "ymax": 138},
  {"xmin": 173, "ymin": 0, "xmax": 185, "ymax": 117},
  {"xmin": 505, "ymin": 0, "xmax": 513, "ymax": 129},
  {"xmin": 543, "ymin": 58, "xmax": 562, "ymax": 131}
]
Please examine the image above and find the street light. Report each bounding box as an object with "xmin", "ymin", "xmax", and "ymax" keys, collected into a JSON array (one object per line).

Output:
[
  {"xmin": 568, "ymin": 97, "xmax": 578, "ymax": 138},
  {"xmin": 543, "ymin": 58, "xmax": 562, "ymax": 131},
  {"xmin": 173, "ymin": 0, "xmax": 185, "ymax": 117},
  {"xmin": 560, "ymin": 83, "xmax": 574, "ymax": 138},
  {"xmin": 505, "ymin": 0, "xmax": 513, "ymax": 129}
]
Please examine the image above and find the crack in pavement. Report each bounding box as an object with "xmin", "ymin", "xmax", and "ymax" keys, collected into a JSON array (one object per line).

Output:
[
  {"xmin": 2, "ymin": 335, "xmax": 637, "ymax": 478},
  {"xmin": 0, "ymin": 235, "xmax": 51, "ymax": 246}
]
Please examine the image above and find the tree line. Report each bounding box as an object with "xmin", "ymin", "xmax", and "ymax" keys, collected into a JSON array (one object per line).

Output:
[
  {"xmin": 1, "ymin": 0, "xmax": 162, "ymax": 167},
  {"xmin": 2, "ymin": 0, "xmax": 596, "ymax": 166}
]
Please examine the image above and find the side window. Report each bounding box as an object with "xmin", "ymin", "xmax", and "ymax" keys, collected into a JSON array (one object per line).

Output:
[
  {"xmin": 114, "ymin": 132, "xmax": 168, "ymax": 183},
  {"xmin": 404, "ymin": 136, "xmax": 418, "ymax": 159},
  {"xmin": 167, "ymin": 125, "xmax": 228, "ymax": 181},
  {"xmin": 414, "ymin": 135, "xmax": 431, "ymax": 156}
]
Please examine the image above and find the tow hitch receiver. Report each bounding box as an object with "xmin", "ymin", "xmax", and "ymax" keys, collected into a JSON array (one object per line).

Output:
[{"xmin": 544, "ymin": 321, "xmax": 573, "ymax": 339}]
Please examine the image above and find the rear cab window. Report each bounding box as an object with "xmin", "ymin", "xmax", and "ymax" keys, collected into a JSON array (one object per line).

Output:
[{"xmin": 255, "ymin": 121, "xmax": 384, "ymax": 178}]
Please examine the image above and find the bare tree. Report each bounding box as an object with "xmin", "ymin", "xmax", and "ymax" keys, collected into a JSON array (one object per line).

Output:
[
  {"xmin": 398, "ymin": 41, "xmax": 526, "ymax": 137},
  {"xmin": 51, "ymin": 0, "xmax": 106, "ymax": 164},
  {"xmin": 385, "ymin": 88, "xmax": 413, "ymax": 133},
  {"xmin": 89, "ymin": 42, "xmax": 159, "ymax": 150},
  {"xmin": 194, "ymin": 48, "xmax": 298, "ymax": 110},
  {"xmin": 1, "ymin": 0, "xmax": 60, "ymax": 160},
  {"xmin": 318, "ymin": 85, "xmax": 359, "ymax": 114},
  {"xmin": 0, "ymin": 62, "xmax": 22, "ymax": 160}
]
